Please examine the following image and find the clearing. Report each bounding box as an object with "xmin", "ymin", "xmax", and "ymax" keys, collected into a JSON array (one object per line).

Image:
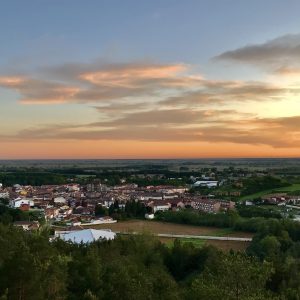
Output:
[{"xmin": 88, "ymin": 219, "xmax": 253, "ymax": 238}]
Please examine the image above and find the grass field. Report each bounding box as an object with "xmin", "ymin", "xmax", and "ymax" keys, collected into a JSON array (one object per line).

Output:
[
  {"xmin": 240, "ymin": 183, "xmax": 300, "ymax": 200},
  {"xmin": 88, "ymin": 220, "xmax": 253, "ymax": 238},
  {"xmin": 160, "ymin": 237, "xmax": 206, "ymax": 248}
]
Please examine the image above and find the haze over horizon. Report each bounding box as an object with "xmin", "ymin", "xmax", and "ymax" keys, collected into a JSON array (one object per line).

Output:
[{"xmin": 1, "ymin": 0, "xmax": 300, "ymax": 159}]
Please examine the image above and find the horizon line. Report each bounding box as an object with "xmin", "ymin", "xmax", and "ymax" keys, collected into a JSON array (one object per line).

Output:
[{"xmin": 1, "ymin": 156, "xmax": 300, "ymax": 161}]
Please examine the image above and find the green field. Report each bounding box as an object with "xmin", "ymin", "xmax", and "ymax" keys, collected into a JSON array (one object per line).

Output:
[
  {"xmin": 163, "ymin": 238, "xmax": 206, "ymax": 248},
  {"xmin": 240, "ymin": 183, "xmax": 300, "ymax": 200},
  {"xmin": 210, "ymin": 228, "xmax": 234, "ymax": 236}
]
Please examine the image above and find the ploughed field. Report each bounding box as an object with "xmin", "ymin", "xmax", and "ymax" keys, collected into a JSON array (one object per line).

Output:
[
  {"xmin": 89, "ymin": 219, "xmax": 253, "ymax": 238},
  {"xmin": 89, "ymin": 220, "xmax": 253, "ymax": 251}
]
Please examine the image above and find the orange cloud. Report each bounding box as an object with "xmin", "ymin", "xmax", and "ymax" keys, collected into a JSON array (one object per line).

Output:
[
  {"xmin": 80, "ymin": 64, "xmax": 187, "ymax": 86},
  {"xmin": 2, "ymin": 111, "xmax": 300, "ymax": 149},
  {"xmin": 1, "ymin": 60, "xmax": 298, "ymax": 106},
  {"xmin": 21, "ymin": 86, "xmax": 80, "ymax": 104},
  {"xmin": 0, "ymin": 76, "xmax": 25, "ymax": 86},
  {"xmin": 0, "ymin": 63, "xmax": 204, "ymax": 104},
  {"xmin": 1, "ymin": 58, "xmax": 300, "ymax": 159}
]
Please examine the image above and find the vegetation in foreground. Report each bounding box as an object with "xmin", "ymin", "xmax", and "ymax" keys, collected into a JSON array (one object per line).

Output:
[
  {"xmin": 1, "ymin": 210, "xmax": 300, "ymax": 300},
  {"xmin": 0, "ymin": 226, "xmax": 272, "ymax": 300}
]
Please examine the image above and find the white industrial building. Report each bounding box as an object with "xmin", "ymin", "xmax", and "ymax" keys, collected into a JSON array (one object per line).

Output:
[
  {"xmin": 193, "ymin": 180, "xmax": 218, "ymax": 188},
  {"xmin": 56, "ymin": 229, "xmax": 116, "ymax": 244}
]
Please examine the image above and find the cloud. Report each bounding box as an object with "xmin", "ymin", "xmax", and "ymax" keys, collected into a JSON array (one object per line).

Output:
[
  {"xmin": 0, "ymin": 76, "xmax": 80, "ymax": 104},
  {"xmin": 214, "ymin": 33, "xmax": 300, "ymax": 72},
  {"xmin": 93, "ymin": 102, "xmax": 148, "ymax": 114},
  {"xmin": 275, "ymin": 67, "xmax": 300, "ymax": 75},
  {"xmin": 1, "ymin": 58, "xmax": 299, "ymax": 152},
  {"xmin": 161, "ymin": 80, "xmax": 291, "ymax": 107},
  {"xmin": 2, "ymin": 108, "xmax": 300, "ymax": 149},
  {"xmin": 0, "ymin": 62, "xmax": 205, "ymax": 104},
  {"xmin": 1, "ymin": 59, "xmax": 298, "ymax": 107}
]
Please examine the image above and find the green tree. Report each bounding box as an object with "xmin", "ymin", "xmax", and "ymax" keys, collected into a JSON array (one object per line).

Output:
[{"xmin": 188, "ymin": 253, "xmax": 274, "ymax": 300}]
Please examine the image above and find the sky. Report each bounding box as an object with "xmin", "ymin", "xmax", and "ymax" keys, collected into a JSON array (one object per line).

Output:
[{"xmin": 0, "ymin": 0, "xmax": 300, "ymax": 159}]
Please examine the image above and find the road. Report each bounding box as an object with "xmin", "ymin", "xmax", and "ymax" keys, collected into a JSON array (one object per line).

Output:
[
  {"xmin": 116, "ymin": 231, "xmax": 252, "ymax": 242},
  {"xmin": 286, "ymin": 204, "xmax": 300, "ymax": 210}
]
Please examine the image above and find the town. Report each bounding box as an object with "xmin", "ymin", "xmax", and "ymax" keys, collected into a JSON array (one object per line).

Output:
[
  {"xmin": 1, "ymin": 159, "xmax": 300, "ymax": 237},
  {"xmin": 1, "ymin": 180, "xmax": 236, "ymax": 230}
]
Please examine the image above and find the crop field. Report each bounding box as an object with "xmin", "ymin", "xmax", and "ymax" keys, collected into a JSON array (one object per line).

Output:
[{"xmin": 89, "ymin": 220, "xmax": 253, "ymax": 238}]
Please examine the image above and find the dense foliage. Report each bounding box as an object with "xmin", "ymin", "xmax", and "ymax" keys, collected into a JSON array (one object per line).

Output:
[
  {"xmin": 0, "ymin": 172, "xmax": 67, "ymax": 186},
  {"xmin": 0, "ymin": 225, "xmax": 277, "ymax": 300},
  {"xmin": 104, "ymin": 200, "xmax": 150, "ymax": 220},
  {"xmin": 1, "ymin": 163, "xmax": 300, "ymax": 299},
  {"xmin": 241, "ymin": 176, "xmax": 290, "ymax": 196},
  {"xmin": 0, "ymin": 205, "xmax": 44, "ymax": 225},
  {"xmin": 155, "ymin": 209, "xmax": 266, "ymax": 232},
  {"xmin": 237, "ymin": 206, "xmax": 283, "ymax": 219},
  {"xmin": 1, "ymin": 205, "xmax": 300, "ymax": 299}
]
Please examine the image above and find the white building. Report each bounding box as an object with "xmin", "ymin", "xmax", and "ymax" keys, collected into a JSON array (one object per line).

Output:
[
  {"xmin": 56, "ymin": 229, "xmax": 116, "ymax": 244},
  {"xmin": 193, "ymin": 181, "xmax": 218, "ymax": 188},
  {"xmin": 9, "ymin": 198, "xmax": 34, "ymax": 208},
  {"xmin": 54, "ymin": 197, "xmax": 67, "ymax": 204}
]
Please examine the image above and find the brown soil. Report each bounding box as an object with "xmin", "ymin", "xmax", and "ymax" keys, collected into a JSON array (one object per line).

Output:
[
  {"xmin": 89, "ymin": 220, "xmax": 253, "ymax": 238},
  {"xmin": 207, "ymin": 240, "xmax": 250, "ymax": 251}
]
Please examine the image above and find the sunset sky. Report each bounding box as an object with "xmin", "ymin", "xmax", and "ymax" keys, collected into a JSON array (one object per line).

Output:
[{"xmin": 1, "ymin": 0, "xmax": 300, "ymax": 159}]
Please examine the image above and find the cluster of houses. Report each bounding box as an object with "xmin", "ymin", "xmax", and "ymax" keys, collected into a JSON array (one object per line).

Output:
[
  {"xmin": 261, "ymin": 193, "xmax": 300, "ymax": 205},
  {"xmin": 0, "ymin": 181, "xmax": 236, "ymax": 230},
  {"xmin": 244, "ymin": 193, "xmax": 300, "ymax": 206}
]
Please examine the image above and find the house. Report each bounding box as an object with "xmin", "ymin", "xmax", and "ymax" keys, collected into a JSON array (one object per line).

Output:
[
  {"xmin": 220, "ymin": 200, "xmax": 235, "ymax": 211},
  {"xmin": 96, "ymin": 216, "xmax": 116, "ymax": 223},
  {"xmin": 66, "ymin": 184, "xmax": 80, "ymax": 192},
  {"xmin": 73, "ymin": 206, "xmax": 94, "ymax": 216},
  {"xmin": 163, "ymin": 193, "xmax": 179, "ymax": 200},
  {"xmin": 149, "ymin": 185, "xmax": 187, "ymax": 194},
  {"xmin": 193, "ymin": 181, "xmax": 218, "ymax": 188},
  {"xmin": 168, "ymin": 198, "xmax": 185, "ymax": 210},
  {"xmin": 56, "ymin": 229, "xmax": 116, "ymax": 243},
  {"xmin": 79, "ymin": 216, "xmax": 117, "ymax": 226},
  {"xmin": 0, "ymin": 191, "xmax": 9, "ymax": 199},
  {"xmin": 58, "ymin": 205, "xmax": 73, "ymax": 217},
  {"xmin": 53, "ymin": 197, "xmax": 67, "ymax": 205},
  {"xmin": 262, "ymin": 193, "xmax": 288, "ymax": 205},
  {"xmin": 9, "ymin": 198, "xmax": 34, "ymax": 209},
  {"xmin": 44, "ymin": 207, "xmax": 60, "ymax": 220},
  {"xmin": 191, "ymin": 199, "xmax": 221, "ymax": 213},
  {"xmin": 147, "ymin": 200, "xmax": 171, "ymax": 213},
  {"xmin": 136, "ymin": 192, "xmax": 163, "ymax": 201}
]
